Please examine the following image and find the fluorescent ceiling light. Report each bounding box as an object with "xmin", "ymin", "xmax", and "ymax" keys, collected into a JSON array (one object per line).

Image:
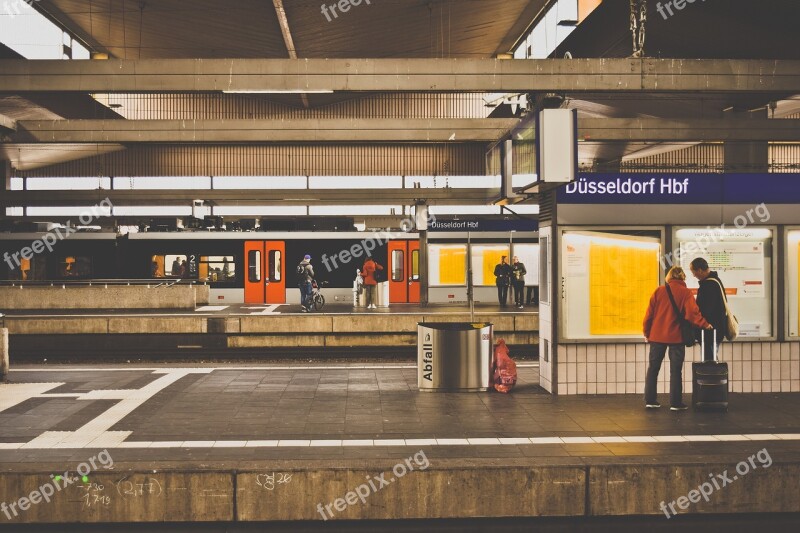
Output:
[{"xmin": 222, "ymin": 90, "xmax": 334, "ymax": 94}]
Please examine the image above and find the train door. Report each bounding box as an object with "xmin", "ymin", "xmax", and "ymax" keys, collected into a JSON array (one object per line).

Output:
[
  {"xmin": 244, "ymin": 241, "xmax": 286, "ymax": 304},
  {"xmin": 264, "ymin": 241, "xmax": 286, "ymax": 304},
  {"xmin": 388, "ymin": 240, "xmax": 420, "ymax": 303}
]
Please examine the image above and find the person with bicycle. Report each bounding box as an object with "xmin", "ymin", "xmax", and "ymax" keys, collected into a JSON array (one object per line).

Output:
[{"xmin": 297, "ymin": 254, "xmax": 315, "ymax": 313}]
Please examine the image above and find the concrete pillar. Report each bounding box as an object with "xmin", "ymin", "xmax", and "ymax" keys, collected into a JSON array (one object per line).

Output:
[
  {"xmin": 1, "ymin": 328, "xmax": 8, "ymax": 382},
  {"xmin": 416, "ymin": 203, "xmax": 429, "ymax": 307},
  {"xmin": 724, "ymin": 108, "xmax": 769, "ymax": 173}
]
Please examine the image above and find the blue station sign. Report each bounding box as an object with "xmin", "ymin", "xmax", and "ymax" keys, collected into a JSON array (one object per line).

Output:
[{"xmin": 557, "ymin": 174, "xmax": 800, "ymax": 204}]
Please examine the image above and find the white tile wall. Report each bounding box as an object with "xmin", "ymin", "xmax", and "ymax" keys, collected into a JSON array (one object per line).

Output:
[{"xmin": 555, "ymin": 342, "xmax": 800, "ymax": 395}]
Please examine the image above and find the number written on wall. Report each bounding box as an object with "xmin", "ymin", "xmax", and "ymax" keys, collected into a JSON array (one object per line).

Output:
[{"xmin": 255, "ymin": 472, "xmax": 293, "ymax": 491}]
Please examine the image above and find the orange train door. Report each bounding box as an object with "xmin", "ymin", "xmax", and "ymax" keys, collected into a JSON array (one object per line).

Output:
[
  {"xmin": 244, "ymin": 241, "xmax": 265, "ymax": 304},
  {"xmin": 264, "ymin": 241, "xmax": 286, "ymax": 304},
  {"xmin": 388, "ymin": 241, "xmax": 420, "ymax": 304},
  {"xmin": 245, "ymin": 241, "xmax": 286, "ymax": 304}
]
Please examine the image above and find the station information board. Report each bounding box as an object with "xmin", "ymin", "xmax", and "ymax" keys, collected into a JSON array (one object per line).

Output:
[
  {"xmin": 676, "ymin": 228, "xmax": 774, "ymax": 338},
  {"xmin": 562, "ymin": 230, "xmax": 661, "ymax": 340}
]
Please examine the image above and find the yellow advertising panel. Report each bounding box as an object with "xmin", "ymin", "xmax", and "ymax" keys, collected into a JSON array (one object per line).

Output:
[
  {"xmin": 589, "ymin": 240, "xmax": 659, "ymax": 335},
  {"xmin": 439, "ymin": 246, "xmax": 466, "ymax": 285},
  {"xmin": 482, "ymin": 249, "xmax": 507, "ymax": 286}
]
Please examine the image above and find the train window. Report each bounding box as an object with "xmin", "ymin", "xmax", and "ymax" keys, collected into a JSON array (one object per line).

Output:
[
  {"xmin": 151, "ymin": 255, "xmax": 165, "ymax": 278},
  {"xmin": 59, "ymin": 256, "xmax": 92, "ymax": 278},
  {"xmin": 268, "ymin": 250, "xmax": 281, "ymax": 282},
  {"xmin": 248, "ymin": 250, "xmax": 261, "ymax": 283},
  {"xmin": 392, "ymin": 250, "xmax": 404, "ymax": 282},
  {"xmin": 200, "ymin": 256, "xmax": 235, "ymax": 282},
  {"xmin": 471, "ymin": 245, "xmax": 510, "ymax": 286},
  {"xmin": 8, "ymin": 256, "xmax": 44, "ymax": 281},
  {"xmin": 411, "ymin": 250, "xmax": 420, "ymax": 281},
  {"xmin": 151, "ymin": 254, "xmax": 191, "ymax": 278},
  {"xmin": 429, "ymin": 244, "xmax": 466, "ymax": 286}
]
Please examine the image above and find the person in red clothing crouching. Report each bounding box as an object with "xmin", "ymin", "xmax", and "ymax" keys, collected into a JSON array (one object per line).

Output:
[
  {"xmin": 360, "ymin": 257, "xmax": 384, "ymax": 309},
  {"xmin": 643, "ymin": 266, "xmax": 713, "ymax": 411}
]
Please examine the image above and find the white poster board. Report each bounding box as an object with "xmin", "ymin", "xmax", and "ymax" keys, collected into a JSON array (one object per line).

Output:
[
  {"xmin": 676, "ymin": 228, "xmax": 773, "ymax": 338},
  {"xmin": 788, "ymin": 230, "xmax": 800, "ymax": 338}
]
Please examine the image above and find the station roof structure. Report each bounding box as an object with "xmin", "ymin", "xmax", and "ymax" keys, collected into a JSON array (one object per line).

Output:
[{"xmin": 0, "ymin": 0, "xmax": 799, "ymax": 220}]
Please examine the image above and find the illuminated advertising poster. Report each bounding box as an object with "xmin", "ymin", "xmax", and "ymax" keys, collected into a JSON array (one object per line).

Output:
[
  {"xmin": 429, "ymin": 245, "xmax": 466, "ymax": 286},
  {"xmin": 562, "ymin": 231, "xmax": 661, "ymax": 340},
  {"xmin": 471, "ymin": 245, "xmax": 509, "ymax": 286},
  {"xmin": 676, "ymin": 228, "xmax": 773, "ymax": 338}
]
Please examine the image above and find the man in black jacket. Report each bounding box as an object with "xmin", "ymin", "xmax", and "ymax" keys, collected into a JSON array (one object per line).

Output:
[
  {"xmin": 494, "ymin": 256, "xmax": 512, "ymax": 307},
  {"xmin": 690, "ymin": 258, "xmax": 729, "ymax": 362}
]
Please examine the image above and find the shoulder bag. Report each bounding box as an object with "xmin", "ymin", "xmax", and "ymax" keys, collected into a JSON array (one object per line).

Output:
[
  {"xmin": 710, "ymin": 278, "xmax": 739, "ymax": 341},
  {"xmin": 665, "ymin": 284, "xmax": 697, "ymax": 347}
]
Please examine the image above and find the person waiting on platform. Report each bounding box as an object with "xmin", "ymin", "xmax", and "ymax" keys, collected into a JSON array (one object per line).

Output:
[
  {"xmin": 511, "ymin": 256, "xmax": 527, "ymax": 309},
  {"xmin": 690, "ymin": 257, "xmax": 729, "ymax": 362},
  {"xmin": 360, "ymin": 257, "xmax": 384, "ymax": 309},
  {"xmin": 493, "ymin": 256, "xmax": 512, "ymax": 307},
  {"xmin": 171, "ymin": 258, "xmax": 182, "ymax": 277},
  {"xmin": 297, "ymin": 254, "xmax": 315, "ymax": 312},
  {"xmin": 643, "ymin": 266, "xmax": 712, "ymax": 411}
]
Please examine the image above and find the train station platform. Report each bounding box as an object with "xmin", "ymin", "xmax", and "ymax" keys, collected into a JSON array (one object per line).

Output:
[
  {"xmin": 0, "ymin": 305, "xmax": 539, "ymax": 354},
  {"xmin": 0, "ymin": 363, "xmax": 799, "ymax": 524}
]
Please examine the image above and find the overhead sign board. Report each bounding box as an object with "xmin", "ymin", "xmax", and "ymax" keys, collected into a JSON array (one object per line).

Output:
[{"xmin": 557, "ymin": 173, "xmax": 800, "ymax": 204}]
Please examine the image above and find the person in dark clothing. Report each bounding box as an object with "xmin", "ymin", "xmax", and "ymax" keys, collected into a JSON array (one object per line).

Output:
[
  {"xmin": 690, "ymin": 257, "xmax": 729, "ymax": 362},
  {"xmin": 493, "ymin": 256, "xmax": 512, "ymax": 306},
  {"xmin": 298, "ymin": 254, "xmax": 315, "ymax": 312},
  {"xmin": 511, "ymin": 256, "xmax": 527, "ymax": 309}
]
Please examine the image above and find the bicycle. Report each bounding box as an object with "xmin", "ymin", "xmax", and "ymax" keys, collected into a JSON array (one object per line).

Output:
[{"xmin": 307, "ymin": 280, "xmax": 328, "ymax": 311}]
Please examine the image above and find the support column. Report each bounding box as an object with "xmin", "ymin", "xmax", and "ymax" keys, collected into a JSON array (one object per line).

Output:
[
  {"xmin": 724, "ymin": 108, "xmax": 769, "ymax": 173},
  {"xmin": 0, "ymin": 160, "xmax": 10, "ymax": 220},
  {"xmin": 416, "ymin": 203, "xmax": 429, "ymax": 308},
  {"xmin": 1, "ymin": 328, "xmax": 8, "ymax": 382}
]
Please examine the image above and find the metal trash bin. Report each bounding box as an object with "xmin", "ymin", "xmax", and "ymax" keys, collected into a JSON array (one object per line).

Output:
[{"xmin": 418, "ymin": 322, "xmax": 493, "ymax": 392}]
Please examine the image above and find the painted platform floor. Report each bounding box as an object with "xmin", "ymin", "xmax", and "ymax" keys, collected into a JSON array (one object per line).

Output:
[
  {"xmin": 1, "ymin": 364, "xmax": 798, "ymax": 461},
  {"xmin": 1, "ymin": 363, "xmax": 799, "ymax": 523}
]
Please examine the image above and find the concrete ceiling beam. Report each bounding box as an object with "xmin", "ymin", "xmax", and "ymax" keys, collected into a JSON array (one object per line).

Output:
[
  {"xmin": 11, "ymin": 117, "xmax": 800, "ymax": 143},
  {"xmin": 1, "ymin": 59, "xmax": 798, "ymax": 93},
  {"xmin": 0, "ymin": 187, "xmax": 504, "ymax": 207}
]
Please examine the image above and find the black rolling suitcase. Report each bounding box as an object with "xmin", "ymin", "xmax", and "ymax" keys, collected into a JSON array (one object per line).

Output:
[{"xmin": 692, "ymin": 329, "xmax": 729, "ymax": 411}]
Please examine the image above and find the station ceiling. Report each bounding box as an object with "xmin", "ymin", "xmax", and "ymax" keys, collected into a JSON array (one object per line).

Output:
[{"xmin": 0, "ymin": 0, "xmax": 799, "ymax": 215}]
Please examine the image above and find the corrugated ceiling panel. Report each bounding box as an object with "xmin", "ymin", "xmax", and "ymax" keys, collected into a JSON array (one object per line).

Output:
[
  {"xmin": 16, "ymin": 144, "xmax": 486, "ymax": 177},
  {"xmin": 621, "ymin": 143, "xmax": 725, "ymax": 173},
  {"xmin": 770, "ymin": 143, "xmax": 800, "ymax": 173},
  {"xmin": 95, "ymin": 93, "xmax": 490, "ymax": 120}
]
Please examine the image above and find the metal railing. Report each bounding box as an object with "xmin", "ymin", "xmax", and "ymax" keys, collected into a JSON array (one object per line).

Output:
[{"xmin": 0, "ymin": 279, "xmax": 208, "ymax": 288}]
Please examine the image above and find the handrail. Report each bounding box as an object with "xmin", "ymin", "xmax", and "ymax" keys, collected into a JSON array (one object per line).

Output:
[{"xmin": 0, "ymin": 279, "xmax": 208, "ymax": 288}]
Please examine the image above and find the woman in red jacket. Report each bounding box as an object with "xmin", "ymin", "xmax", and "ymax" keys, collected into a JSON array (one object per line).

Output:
[{"xmin": 643, "ymin": 266, "xmax": 712, "ymax": 411}]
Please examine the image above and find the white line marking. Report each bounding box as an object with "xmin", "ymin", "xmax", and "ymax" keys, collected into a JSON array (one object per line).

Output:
[
  {"xmin": 245, "ymin": 305, "xmax": 279, "ymax": 315},
  {"xmin": 22, "ymin": 369, "xmax": 209, "ymax": 448},
  {"xmin": 11, "ymin": 362, "xmax": 538, "ymax": 372},
  {"xmin": 0, "ymin": 383, "xmax": 65, "ymax": 412},
  {"xmin": 6, "ymin": 433, "xmax": 799, "ymax": 450},
  {"xmin": 196, "ymin": 306, "xmax": 229, "ymax": 312}
]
